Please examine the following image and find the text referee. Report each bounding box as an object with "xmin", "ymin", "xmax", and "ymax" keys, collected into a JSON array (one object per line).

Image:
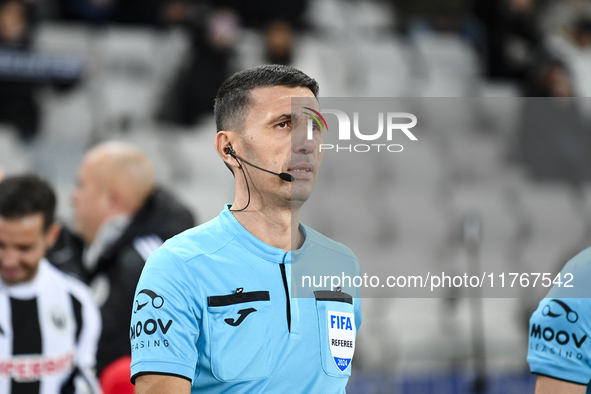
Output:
[{"xmin": 130, "ymin": 65, "xmax": 362, "ymax": 393}]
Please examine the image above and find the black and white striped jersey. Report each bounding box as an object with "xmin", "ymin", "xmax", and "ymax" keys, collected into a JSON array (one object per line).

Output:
[{"xmin": 0, "ymin": 259, "xmax": 101, "ymax": 394}]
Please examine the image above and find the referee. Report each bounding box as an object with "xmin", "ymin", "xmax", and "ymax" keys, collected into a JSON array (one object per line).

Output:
[{"xmin": 130, "ymin": 65, "xmax": 362, "ymax": 393}]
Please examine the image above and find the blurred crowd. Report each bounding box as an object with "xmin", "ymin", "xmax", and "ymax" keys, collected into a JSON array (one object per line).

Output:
[
  {"xmin": 0, "ymin": 0, "xmax": 590, "ymax": 182},
  {"xmin": 1, "ymin": 0, "xmax": 591, "ymax": 393},
  {"xmin": 0, "ymin": 0, "xmax": 308, "ymax": 135}
]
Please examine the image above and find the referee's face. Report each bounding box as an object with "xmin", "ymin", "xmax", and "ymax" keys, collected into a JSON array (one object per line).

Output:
[
  {"xmin": 0, "ymin": 214, "xmax": 59, "ymax": 284},
  {"xmin": 239, "ymin": 85, "xmax": 322, "ymax": 207}
]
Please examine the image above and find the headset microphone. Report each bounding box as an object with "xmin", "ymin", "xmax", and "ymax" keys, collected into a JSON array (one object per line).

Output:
[
  {"xmin": 224, "ymin": 147, "xmax": 294, "ymax": 182},
  {"xmin": 224, "ymin": 146, "xmax": 294, "ymax": 212}
]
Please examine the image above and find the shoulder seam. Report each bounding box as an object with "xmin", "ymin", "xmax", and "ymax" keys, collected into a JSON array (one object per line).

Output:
[
  {"xmin": 303, "ymin": 227, "xmax": 358, "ymax": 260},
  {"xmin": 307, "ymin": 238, "xmax": 358, "ymax": 260},
  {"xmin": 158, "ymin": 232, "xmax": 236, "ymax": 265}
]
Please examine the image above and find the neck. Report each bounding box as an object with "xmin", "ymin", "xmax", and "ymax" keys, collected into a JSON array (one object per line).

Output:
[
  {"xmin": 231, "ymin": 202, "xmax": 303, "ymax": 252},
  {"xmin": 231, "ymin": 168, "xmax": 306, "ymax": 251}
]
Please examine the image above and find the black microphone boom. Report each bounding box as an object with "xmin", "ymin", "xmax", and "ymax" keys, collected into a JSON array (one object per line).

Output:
[
  {"xmin": 278, "ymin": 173, "xmax": 295, "ymax": 182},
  {"xmin": 225, "ymin": 147, "xmax": 294, "ymax": 182}
]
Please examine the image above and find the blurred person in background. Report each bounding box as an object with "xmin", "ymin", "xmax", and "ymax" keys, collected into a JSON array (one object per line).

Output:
[
  {"xmin": 0, "ymin": 174, "xmax": 101, "ymax": 394},
  {"xmin": 517, "ymin": 59, "xmax": 591, "ymax": 185},
  {"xmin": 547, "ymin": 17, "xmax": 591, "ymax": 97},
  {"xmin": 573, "ymin": 18, "xmax": 591, "ymax": 48},
  {"xmin": 58, "ymin": 0, "xmax": 162, "ymax": 25},
  {"xmin": 474, "ymin": 0, "xmax": 543, "ymax": 83},
  {"xmin": 234, "ymin": 0, "xmax": 307, "ymax": 65},
  {"xmin": 524, "ymin": 57, "xmax": 575, "ymax": 97},
  {"xmin": 390, "ymin": 0, "xmax": 472, "ymax": 34},
  {"xmin": 157, "ymin": 1, "xmax": 240, "ymax": 125},
  {"xmin": 47, "ymin": 141, "xmax": 195, "ymax": 376},
  {"xmin": 539, "ymin": 0, "xmax": 591, "ymax": 38},
  {"xmin": 0, "ymin": 0, "xmax": 40, "ymax": 142},
  {"xmin": 57, "ymin": 0, "xmax": 116, "ymax": 23},
  {"xmin": 157, "ymin": 0, "xmax": 307, "ymax": 126}
]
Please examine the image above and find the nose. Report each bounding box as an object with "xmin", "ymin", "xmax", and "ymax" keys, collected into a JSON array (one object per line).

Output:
[
  {"xmin": 0, "ymin": 248, "xmax": 19, "ymax": 268},
  {"xmin": 292, "ymin": 121, "xmax": 317, "ymax": 155}
]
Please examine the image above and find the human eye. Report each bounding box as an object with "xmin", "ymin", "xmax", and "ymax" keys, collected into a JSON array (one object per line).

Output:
[{"xmin": 276, "ymin": 120, "xmax": 291, "ymax": 129}]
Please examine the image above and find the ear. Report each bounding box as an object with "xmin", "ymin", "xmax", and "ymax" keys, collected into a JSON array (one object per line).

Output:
[
  {"xmin": 214, "ymin": 131, "xmax": 241, "ymax": 171},
  {"xmin": 44, "ymin": 222, "xmax": 61, "ymax": 249}
]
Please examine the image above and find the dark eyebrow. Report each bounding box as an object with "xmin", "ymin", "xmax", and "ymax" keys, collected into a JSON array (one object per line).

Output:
[
  {"xmin": 268, "ymin": 113, "xmax": 291, "ymax": 124},
  {"xmin": 16, "ymin": 242, "xmax": 35, "ymax": 250}
]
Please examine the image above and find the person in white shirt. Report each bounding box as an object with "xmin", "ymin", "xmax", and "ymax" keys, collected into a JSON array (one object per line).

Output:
[{"xmin": 0, "ymin": 174, "xmax": 101, "ymax": 394}]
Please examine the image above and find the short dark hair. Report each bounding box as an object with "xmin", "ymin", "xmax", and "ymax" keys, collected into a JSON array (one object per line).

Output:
[
  {"xmin": 0, "ymin": 174, "xmax": 56, "ymax": 231},
  {"xmin": 214, "ymin": 64, "xmax": 319, "ymax": 132}
]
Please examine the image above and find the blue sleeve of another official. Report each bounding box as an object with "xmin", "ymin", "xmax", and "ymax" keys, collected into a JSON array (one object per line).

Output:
[{"xmin": 527, "ymin": 297, "xmax": 591, "ymax": 385}]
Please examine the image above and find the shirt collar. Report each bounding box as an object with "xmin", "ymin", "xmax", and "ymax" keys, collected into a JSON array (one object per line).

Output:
[{"xmin": 219, "ymin": 204, "xmax": 310, "ymax": 263}]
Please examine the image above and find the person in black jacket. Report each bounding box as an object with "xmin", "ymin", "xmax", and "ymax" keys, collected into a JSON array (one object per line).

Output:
[{"xmin": 47, "ymin": 141, "xmax": 195, "ymax": 375}]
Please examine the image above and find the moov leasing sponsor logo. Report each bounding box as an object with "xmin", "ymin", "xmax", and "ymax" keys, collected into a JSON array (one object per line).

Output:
[
  {"xmin": 134, "ymin": 289, "xmax": 165, "ymax": 313},
  {"xmin": 131, "ymin": 288, "xmax": 174, "ymax": 351},
  {"xmin": 529, "ymin": 299, "xmax": 587, "ymax": 361},
  {"xmin": 542, "ymin": 299, "xmax": 578, "ymax": 323},
  {"xmin": 130, "ymin": 317, "xmax": 174, "ymax": 352},
  {"xmin": 304, "ymin": 107, "xmax": 417, "ymax": 153}
]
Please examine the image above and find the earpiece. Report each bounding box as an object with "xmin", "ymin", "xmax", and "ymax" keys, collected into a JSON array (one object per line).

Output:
[{"xmin": 225, "ymin": 144, "xmax": 293, "ymax": 211}]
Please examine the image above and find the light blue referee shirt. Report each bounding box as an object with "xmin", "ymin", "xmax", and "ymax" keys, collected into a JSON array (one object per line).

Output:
[
  {"xmin": 130, "ymin": 205, "xmax": 362, "ymax": 393},
  {"xmin": 527, "ymin": 246, "xmax": 591, "ymax": 393}
]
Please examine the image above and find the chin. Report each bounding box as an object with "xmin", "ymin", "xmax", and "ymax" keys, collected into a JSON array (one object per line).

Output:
[
  {"xmin": 289, "ymin": 192, "xmax": 313, "ymax": 208},
  {"xmin": 1, "ymin": 274, "xmax": 21, "ymax": 285}
]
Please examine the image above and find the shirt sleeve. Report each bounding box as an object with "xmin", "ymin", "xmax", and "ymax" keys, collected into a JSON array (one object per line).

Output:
[
  {"xmin": 527, "ymin": 297, "xmax": 591, "ymax": 385},
  {"xmin": 130, "ymin": 247, "xmax": 201, "ymax": 383}
]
